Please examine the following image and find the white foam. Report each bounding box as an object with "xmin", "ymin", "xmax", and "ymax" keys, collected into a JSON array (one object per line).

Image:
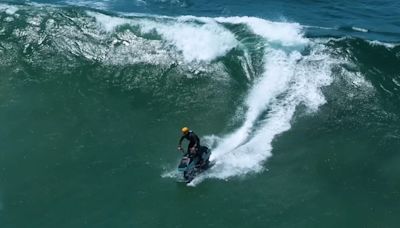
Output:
[
  {"xmin": 215, "ymin": 16, "xmax": 308, "ymax": 46},
  {"xmin": 88, "ymin": 12, "xmax": 238, "ymax": 62},
  {"xmin": 161, "ymin": 169, "xmax": 181, "ymax": 179},
  {"xmin": 193, "ymin": 42, "xmax": 334, "ymax": 182},
  {"xmin": 303, "ymin": 25, "xmax": 335, "ymax": 30},
  {"xmin": 4, "ymin": 17, "xmax": 14, "ymax": 22},
  {"xmin": 352, "ymin": 26, "xmax": 368, "ymax": 33},
  {"xmin": 139, "ymin": 20, "xmax": 238, "ymax": 62},
  {"xmin": 210, "ymin": 50, "xmax": 298, "ymax": 161},
  {"xmin": 368, "ymin": 40, "xmax": 397, "ymax": 49},
  {"xmin": 0, "ymin": 4, "xmax": 19, "ymax": 15},
  {"xmin": 86, "ymin": 11, "xmax": 130, "ymax": 32}
]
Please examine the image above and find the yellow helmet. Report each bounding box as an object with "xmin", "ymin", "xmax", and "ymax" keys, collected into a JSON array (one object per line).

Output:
[{"xmin": 181, "ymin": 127, "xmax": 190, "ymax": 134}]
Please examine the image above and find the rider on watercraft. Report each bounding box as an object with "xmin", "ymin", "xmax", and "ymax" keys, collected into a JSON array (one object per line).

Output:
[{"xmin": 178, "ymin": 127, "xmax": 200, "ymax": 157}]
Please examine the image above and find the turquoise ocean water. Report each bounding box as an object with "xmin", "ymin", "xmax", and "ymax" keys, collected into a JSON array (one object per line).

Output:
[{"xmin": 0, "ymin": 0, "xmax": 400, "ymax": 227}]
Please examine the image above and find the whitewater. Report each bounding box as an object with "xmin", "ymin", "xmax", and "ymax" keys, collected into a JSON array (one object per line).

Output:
[
  {"xmin": 0, "ymin": 3, "xmax": 394, "ymax": 185},
  {"xmin": 188, "ymin": 17, "xmax": 335, "ymax": 185}
]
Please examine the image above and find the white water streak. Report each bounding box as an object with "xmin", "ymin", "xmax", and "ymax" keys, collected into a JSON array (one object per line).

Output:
[{"xmin": 190, "ymin": 18, "xmax": 334, "ymax": 184}]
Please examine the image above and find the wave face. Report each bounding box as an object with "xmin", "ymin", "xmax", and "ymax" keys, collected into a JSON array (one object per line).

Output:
[{"xmin": 1, "ymin": 4, "xmax": 399, "ymax": 185}]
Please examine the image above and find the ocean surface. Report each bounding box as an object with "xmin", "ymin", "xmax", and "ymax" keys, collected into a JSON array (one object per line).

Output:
[{"xmin": 0, "ymin": 0, "xmax": 399, "ymax": 227}]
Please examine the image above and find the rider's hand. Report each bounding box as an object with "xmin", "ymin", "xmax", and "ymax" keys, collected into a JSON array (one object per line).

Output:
[{"xmin": 178, "ymin": 146, "xmax": 182, "ymax": 151}]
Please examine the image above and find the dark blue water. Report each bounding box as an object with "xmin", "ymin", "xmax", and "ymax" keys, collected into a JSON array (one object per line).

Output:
[{"xmin": 7, "ymin": 0, "xmax": 400, "ymax": 41}]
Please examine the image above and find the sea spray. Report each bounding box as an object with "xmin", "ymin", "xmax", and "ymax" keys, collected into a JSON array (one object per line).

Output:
[{"xmin": 195, "ymin": 19, "xmax": 335, "ymax": 183}]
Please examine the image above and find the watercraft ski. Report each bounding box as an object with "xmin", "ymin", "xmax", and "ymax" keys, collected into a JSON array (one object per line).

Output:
[{"xmin": 177, "ymin": 146, "xmax": 211, "ymax": 183}]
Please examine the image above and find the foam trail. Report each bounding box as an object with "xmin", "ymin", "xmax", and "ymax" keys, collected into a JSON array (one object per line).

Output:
[
  {"xmin": 200, "ymin": 17, "xmax": 309, "ymax": 162},
  {"xmin": 210, "ymin": 50, "xmax": 299, "ymax": 161},
  {"xmin": 161, "ymin": 169, "xmax": 181, "ymax": 179},
  {"xmin": 140, "ymin": 15, "xmax": 335, "ymax": 185},
  {"xmin": 197, "ymin": 52, "xmax": 298, "ymax": 181},
  {"xmin": 191, "ymin": 18, "xmax": 334, "ymax": 184}
]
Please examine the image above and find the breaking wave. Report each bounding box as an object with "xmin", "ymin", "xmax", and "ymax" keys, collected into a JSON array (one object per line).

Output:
[
  {"xmin": 1, "ymin": 3, "xmax": 398, "ymax": 185},
  {"xmin": 84, "ymin": 10, "xmax": 338, "ymax": 183}
]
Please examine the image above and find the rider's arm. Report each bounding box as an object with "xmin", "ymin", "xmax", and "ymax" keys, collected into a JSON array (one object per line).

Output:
[{"xmin": 178, "ymin": 135, "xmax": 185, "ymax": 147}]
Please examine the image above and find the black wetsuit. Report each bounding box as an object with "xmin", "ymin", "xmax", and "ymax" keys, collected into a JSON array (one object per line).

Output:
[{"xmin": 178, "ymin": 131, "xmax": 200, "ymax": 156}]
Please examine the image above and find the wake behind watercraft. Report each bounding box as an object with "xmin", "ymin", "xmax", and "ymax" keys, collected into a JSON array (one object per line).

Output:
[{"xmin": 177, "ymin": 146, "xmax": 212, "ymax": 183}]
